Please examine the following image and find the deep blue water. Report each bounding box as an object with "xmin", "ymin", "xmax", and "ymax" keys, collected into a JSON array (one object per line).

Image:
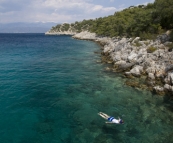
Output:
[{"xmin": 0, "ymin": 33, "xmax": 173, "ymax": 143}]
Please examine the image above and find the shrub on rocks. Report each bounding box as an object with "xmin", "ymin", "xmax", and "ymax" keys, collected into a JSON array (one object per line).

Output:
[
  {"xmin": 144, "ymin": 41, "xmax": 150, "ymax": 46},
  {"xmin": 166, "ymin": 42, "xmax": 173, "ymax": 52},
  {"xmin": 169, "ymin": 30, "xmax": 173, "ymax": 42},
  {"xmin": 147, "ymin": 46, "xmax": 157, "ymax": 53},
  {"xmin": 134, "ymin": 40, "xmax": 143, "ymax": 47}
]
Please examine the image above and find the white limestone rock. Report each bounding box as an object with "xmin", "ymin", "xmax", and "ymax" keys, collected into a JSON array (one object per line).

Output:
[
  {"xmin": 167, "ymin": 72, "xmax": 173, "ymax": 85},
  {"xmin": 164, "ymin": 84, "xmax": 172, "ymax": 91},
  {"xmin": 114, "ymin": 60, "xmax": 126, "ymax": 66},
  {"xmin": 121, "ymin": 54, "xmax": 128, "ymax": 61},
  {"xmin": 132, "ymin": 37, "xmax": 140, "ymax": 43},
  {"xmin": 148, "ymin": 73, "xmax": 155, "ymax": 80},
  {"xmin": 113, "ymin": 54, "xmax": 121, "ymax": 61},
  {"xmin": 128, "ymin": 53, "xmax": 138, "ymax": 62},
  {"xmin": 73, "ymin": 31, "xmax": 96, "ymax": 40},
  {"xmin": 130, "ymin": 65, "xmax": 143, "ymax": 77},
  {"xmin": 154, "ymin": 86, "xmax": 164, "ymax": 92},
  {"xmin": 104, "ymin": 45, "xmax": 112, "ymax": 53},
  {"xmin": 124, "ymin": 72, "xmax": 132, "ymax": 77}
]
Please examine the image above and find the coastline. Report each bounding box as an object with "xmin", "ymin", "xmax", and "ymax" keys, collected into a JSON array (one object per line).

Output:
[
  {"xmin": 46, "ymin": 31, "xmax": 173, "ymax": 96},
  {"xmin": 45, "ymin": 31, "xmax": 76, "ymax": 36}
]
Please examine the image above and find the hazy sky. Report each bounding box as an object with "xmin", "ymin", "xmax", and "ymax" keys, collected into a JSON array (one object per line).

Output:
[{"xmin": 0, "ymin": 0, "xmax": 154, "ymax": 23}]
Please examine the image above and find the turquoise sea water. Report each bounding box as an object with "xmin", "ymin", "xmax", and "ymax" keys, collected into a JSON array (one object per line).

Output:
[{"xmin": 0, "ymin": 33, "xmax": 173, "ymax": 143}]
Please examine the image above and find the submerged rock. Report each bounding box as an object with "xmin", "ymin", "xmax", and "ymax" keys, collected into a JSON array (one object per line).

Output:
[
  {"xmin": 153, "ymin": 86, "xmax": 165, "ymax": 95},
  {"xmin": 105, "ymin": 67, "xmax": 111, "ymax": 71},
  {"xmin": 125, "ymin": 80, "xmax": 141, "ymax": 88}
]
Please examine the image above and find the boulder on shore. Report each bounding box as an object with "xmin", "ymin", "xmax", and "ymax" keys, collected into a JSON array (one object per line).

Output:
[
  {"xmin": 130, "ymin": 65, "xmax": 143, "ymax": 77},
  {"xmin": 148, "ymin": 73, "xmax": 155, "ymax": 80}
]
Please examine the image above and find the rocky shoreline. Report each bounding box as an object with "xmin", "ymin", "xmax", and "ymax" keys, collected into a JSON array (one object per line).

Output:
[
  {"xmin": 47, "ymin": 31, "xmax": 173, "ymax": 96},
  {"xmin": 45, "ymin": 31, "xmax": 76, "ymax": 35}
]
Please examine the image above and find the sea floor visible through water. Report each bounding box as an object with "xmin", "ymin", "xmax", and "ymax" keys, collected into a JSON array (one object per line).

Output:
[{"xmin": 0, "ymin": 33, "xmax": 173, "ymax": 143}]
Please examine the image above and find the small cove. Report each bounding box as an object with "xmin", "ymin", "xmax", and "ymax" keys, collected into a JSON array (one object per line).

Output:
[{"xmin": 0, "ymin": 33, "xmax": 173, "ymax": 143}]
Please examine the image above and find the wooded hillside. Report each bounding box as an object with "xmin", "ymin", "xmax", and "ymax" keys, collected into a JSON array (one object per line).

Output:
[{"xmin": 50, "ymin": 0, "xmax": 173, "ymax": 40}]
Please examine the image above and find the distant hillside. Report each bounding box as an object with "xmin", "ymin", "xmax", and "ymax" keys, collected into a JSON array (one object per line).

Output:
[
  {"xmin": 48, "ymin": 0, "xmax": 173, "ymax": 41},
  {"xmin": 0, "ymin": 22, "xmax": 57, "ymax": 33}
]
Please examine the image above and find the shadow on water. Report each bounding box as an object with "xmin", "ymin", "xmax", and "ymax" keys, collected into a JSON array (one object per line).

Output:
[
  {"xmin": 95, "ymin": 125, "xmax": 124, "ymax": 143},
  {"xmin": 102, "ymin": 124, "xmax": 119, "ymax": 135},
  {"xmin": 163, "ymin": 95, "xmax": 173, "ymax": 112}
]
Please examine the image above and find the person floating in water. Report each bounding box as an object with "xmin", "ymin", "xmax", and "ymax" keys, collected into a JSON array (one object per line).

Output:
[{"xmin": 98, "ymin": 112, "xmax": 124, "ymax": 124}]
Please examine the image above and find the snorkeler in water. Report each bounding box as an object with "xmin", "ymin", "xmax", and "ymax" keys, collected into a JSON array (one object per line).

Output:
[{"xmin": 98, "ymin": 112, "xmax": 124, "ymax": 124}]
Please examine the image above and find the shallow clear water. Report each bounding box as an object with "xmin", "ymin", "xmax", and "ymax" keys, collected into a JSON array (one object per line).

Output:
[{"xmin": 0, "ymin": 33, "xmax": 173, "ymax": 143}]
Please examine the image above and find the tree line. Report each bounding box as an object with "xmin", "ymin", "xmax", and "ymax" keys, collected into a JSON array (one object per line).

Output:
[{"xmin": 51, "ymin": 0, "xmax": 173, "ymax": 40}]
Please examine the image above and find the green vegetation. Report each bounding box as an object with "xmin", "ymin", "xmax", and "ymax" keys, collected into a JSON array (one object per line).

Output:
[
  {"xmin": 61, "ymin": 23, "xmax": 70, "ymax": 31},
  {"xmin": 166, "ymin": 42, "xmax": 173, "ymax": 52},
  {"xmin": 144, "ymin": 41, "xmax": 150, "ymax": 46},
  {"xmin": 170, "ymin": 30, "xmax": 173, "ymax": 42},
  {"xmin": 147, "ymin": 46, "xmax": 157, "ymax": 53},
  {"xmin": 154, "ymin": 0, "xmax": 173, "ymax": 29},
  {"xmin": 133, "ymin": 40, "xmax": 143, "ymax": 47},
  {"xmin": 51, "ymin": 0, "xmax": 173, "ymax": 40}
]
